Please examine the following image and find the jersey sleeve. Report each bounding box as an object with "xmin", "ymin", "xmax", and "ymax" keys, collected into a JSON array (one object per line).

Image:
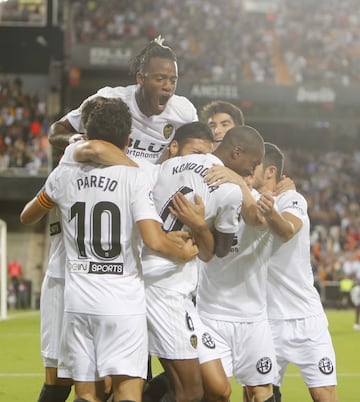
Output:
[
  {"xmin": 131, "ymin": 170, "xmax": 163, "ymax": 224},
  {"xmin": 44, "ymin": 167, "xmax": 62, "ymax": 204},
  {"xmin": 214, "ymin": 185, "xmax": 242, "ymax": 234},
  {"xmin": 276, "ymin": 190, "xmax": 308, "ymax": 222}
]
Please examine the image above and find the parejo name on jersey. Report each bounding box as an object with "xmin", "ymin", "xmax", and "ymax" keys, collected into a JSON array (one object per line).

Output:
[{"xmin": 76, "ymin": 175, "xmax": 118, "ymax": 192}]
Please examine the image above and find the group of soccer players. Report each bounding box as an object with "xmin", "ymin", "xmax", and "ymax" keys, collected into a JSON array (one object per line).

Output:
[{"xmin": 20, "ymin": 37, "xmax": 338, "ymax": 402}]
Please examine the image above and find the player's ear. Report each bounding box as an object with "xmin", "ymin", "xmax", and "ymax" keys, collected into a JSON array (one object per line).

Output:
[
  {"xmin": 232, "ymin": 145, "xmax": 244, "ymax": 159},
  {"xmin": 136, "ymin": 71, "xmax": 145, "ymax": 85},
  {"xmin": 169, "ymin": 140, "xmax": 179, "ymax": 157},
  {"xmin": 265, "ymin": 165, "xmax": 276, "ymax": 180}
]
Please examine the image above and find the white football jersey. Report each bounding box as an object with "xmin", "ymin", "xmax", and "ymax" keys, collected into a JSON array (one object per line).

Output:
[
  {"xmin": 142, "ymin": 153, "xmax": 243, "ymax": 295},
  {"xmin": 197, "ymin": 189, "xmax": 273, "ymax": 321},
  {"xmin": 46, "ymin": 207, "xmax": 66, "ymax": 279},
  {"xmin": 267, "ymin": 190, "xmax": 324, "ymax": 319},
  {"xmin": 65, "ymin": 85, "xmax": 198, "ymax": 164},
  {"xmin": 45, "ymin": 158, "xmax": 162, "ymax": 316}
]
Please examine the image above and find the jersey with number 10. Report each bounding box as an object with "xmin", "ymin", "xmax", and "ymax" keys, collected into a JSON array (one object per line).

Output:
[{"xmin": 45, "ymin": 158, "xmax": 161, "ymax": 316}]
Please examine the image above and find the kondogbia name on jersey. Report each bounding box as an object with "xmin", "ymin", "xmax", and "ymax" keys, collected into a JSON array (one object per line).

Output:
[{"xmin": 68, "ymin": 260, "xmax": 124, "ymax": 275}]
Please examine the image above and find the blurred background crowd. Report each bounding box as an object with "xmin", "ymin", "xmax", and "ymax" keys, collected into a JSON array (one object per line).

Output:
[{"xmin": 70, "ymin": 0, "xmax": 360, "ymax": 84}]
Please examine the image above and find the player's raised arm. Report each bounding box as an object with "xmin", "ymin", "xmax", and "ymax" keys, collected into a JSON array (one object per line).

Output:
[
  {"xmin": 73, "ymin": 139, "xmax": 138, "ymax": 167},
  {"xmin": 137, "ymin": 219, "xmax": 198, "ymax": 263},
  {"xmin": 257, "ymin": 191, "xmax": 302, "ymax": 242},
  {"xmin": 48, "ymin": 118, "xmax": 79, "ymax": 151}
]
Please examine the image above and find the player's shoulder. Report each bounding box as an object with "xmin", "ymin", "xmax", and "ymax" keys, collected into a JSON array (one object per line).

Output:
[
  {"xmin": 95, "ymin": 85, "xmax": 134, "ymax": 101},
  {"xmin": 276, "ymin": 189, "xmax": 308, "ymax": 211},
  {"xmin": 167, "ymin": 94, "xmax": 198, "ymax": 120}
]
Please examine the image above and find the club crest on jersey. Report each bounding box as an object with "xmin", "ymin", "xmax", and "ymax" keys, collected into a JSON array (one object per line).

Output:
[
  {"xmin": 163, "ymin": 123, "xmax": 174, "ymax": 139},
  {"xmin": 202, "ymin": 332, "xmax": 216, "ymax": 349},
  {"xmin": 256, "ymin": 357, "xmax": 272, "ymax": 374},
  {"xmin": 190, "ymin": 334, "xmax": 198, "ymax": 349},
  {"xmin": 318, "ymin": 357, "xmax": 334, "ymax": 375}
]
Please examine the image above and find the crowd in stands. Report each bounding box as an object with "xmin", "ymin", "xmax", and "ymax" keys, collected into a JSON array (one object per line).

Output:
[
  {"xmin": 0, "ymin": 77, "xmax": 50, "ymax": 175},
  {"xmin": 284, "ymin": 147, "xmax": 360, "ymax": 285},
  {"xmin": 70, "ymin": 0, "xmax": 360, "ymax": 85}
]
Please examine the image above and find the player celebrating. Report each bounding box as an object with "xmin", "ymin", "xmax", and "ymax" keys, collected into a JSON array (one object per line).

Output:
[
  {"xmin": 143, "ymin": 125, "xmax": 264, "ymax": 402},
  {"xmin": 256, "ymin": 154, "xmax": 338, "ymax": 402},
  {"xmin": 200, "ymin": 100, "xmax": 244, "ymax": 149},
  {"xmin": 48, "ymin": 36, "xmax": 198, "ymax": 163},
  {"xmin": 20, "ymin": 97, "xmax": 198, "ymax": 402}
]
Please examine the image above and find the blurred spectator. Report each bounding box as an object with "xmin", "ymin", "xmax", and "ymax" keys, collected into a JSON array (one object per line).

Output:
[
  {"xmin": 0, "ymin": 76, "xmax": 50, "ymax": 175},
  {"xmin": 350, "ymin": 280, "xmax": 360, "ymax": 330},
  {"xmin": 8, "ymin": 258, "xmax": 22, "ymax": 307},
  {"xmin": 68, "ymin": 0, "xmax": 360, "ymax": 85}
]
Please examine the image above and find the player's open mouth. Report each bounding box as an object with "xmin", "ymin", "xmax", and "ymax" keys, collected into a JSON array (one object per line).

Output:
[{"xmin": 159, "ymin": 95, "xmax": 170, "ymax": 106}]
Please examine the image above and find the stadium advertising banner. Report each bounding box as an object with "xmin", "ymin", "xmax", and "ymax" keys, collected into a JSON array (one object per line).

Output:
[{"xmin": 71, "ymin": 43, "xmax": 133, "ymax": 69}]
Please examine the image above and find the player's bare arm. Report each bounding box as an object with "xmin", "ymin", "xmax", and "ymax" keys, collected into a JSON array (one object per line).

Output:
[
  {"xmin": 20, "ymin": 190, "xmax": 55, "ymax": 225},
  {"xmin": 204, "ymin": 164, "xmax": 263, "ymax": 226},
  {"xmin": 169, "ymin": 192, "xmax": 215, "ymax": 262},
  {"xmin": 137, "ymin": 219, "xmax": 199, "ymax": 263},
  {"xmin": 257, "ymin": 191, "xmax": 302, "ymax": 242},
  {"xmin": 73, "ymin": 140, "xmax": 138, "ymax": 167},
  {"xmin": 48, "ymin": 118, "xmax": 78, "ymax": 151}
]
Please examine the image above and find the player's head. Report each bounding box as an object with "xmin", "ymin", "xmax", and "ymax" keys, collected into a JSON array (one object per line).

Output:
[
  {"xmin": 82, "ymin": 97, "xmax": 132, "ymax": 150},
  {"xmin": 214, "ymin": 125, "xmax": 264, "ymax": 177},
  {"xmin": 200, "ymin": 100, "xmax": 245, "ymax": 149},
  {"xmin": 130, "ymin": 36, "xmax": 178, "ymax": 117},
  {"xmin": 167, "ymin": 122, "xmax": 214, "ymax": 158},
  {"xmin": 253, "ymin": 142, "xmax": 284, "ymax": 190}
]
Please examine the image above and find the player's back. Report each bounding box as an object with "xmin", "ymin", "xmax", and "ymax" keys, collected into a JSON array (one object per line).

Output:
[{"xmin": 45, "ymin": 161, "xmax": 148, "ymax": 316}]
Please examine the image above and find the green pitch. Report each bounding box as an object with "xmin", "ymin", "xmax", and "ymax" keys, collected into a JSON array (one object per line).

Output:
[{"xmin": 0, "ymin": 309, "xmax": 359, "ymax": 401}]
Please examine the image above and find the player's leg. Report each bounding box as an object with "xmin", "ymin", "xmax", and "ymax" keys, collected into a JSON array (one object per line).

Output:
[
  {"xmin": 200, "ymin": 359, "xmax": 231, "ymax": 402},
  {"xmin": 38, "ymin": 274, "xmax": 72, "ymax": 402},
  {"xmin": 143, "ymin": 371, "xmax": 171, "ymax": 402},
  {"xmin": 159, "ymin": 357, "xmax": 203, "ymax": 402},
  {"xmin": 111, "ymin": 375, "xmax": 144, "ymax": 402},
  {"xmin": 308, "ymin": 386, "xmax": 338, "ymax": 402},
  {"xmin": 272, "ymin": 385, "xmax": 282, "ymax": 402},
  {"xmin": 245, "ymin": 385, "xmax": 274, "ymax": 402},
  {"xmin": 38, "ymin": 367, "xmax": 72, "ymax": 402},
  {"xmin": 74, "ymin": 380, "xmax": 104, "ymax": 402}
]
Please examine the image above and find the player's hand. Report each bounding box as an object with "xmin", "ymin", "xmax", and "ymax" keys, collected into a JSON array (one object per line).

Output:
[
  {"xmin": 180, "ymin": 238, "xmax": 199, "ymax": 262},
  {"xmin": 274, "ymin": 175, "xmax": 296, "ymax": 195},
  {"xmin": 169, "ymin": 193, "xmax": 205, "ymax": 231},
  {"xmin": 68, "ymin": 133, "xmax": 84, "ymax": 144},
  {"xmin": 204, "ymin": 164, "xmax": 243, "ymax": 186},
  {"xmin": 257, "ymin": 191, "xmax": 275, "ymax": 217},
  {"xmin": 166, "ymin": 230, "xmax": 193, "ymax": 247}
]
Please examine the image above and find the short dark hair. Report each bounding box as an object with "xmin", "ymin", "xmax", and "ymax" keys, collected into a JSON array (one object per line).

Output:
[
  {"xmin": 129, "ymin": 37, "xmax": 177, "ymax": 76},
  {"xmin": 220, "ymin": 125, "xmax": 264, "ymax": 154},
  {"xmin": 172, "ymin": 122, "xmax": 214, "ymax": 147},
  {"xmin": 82, "ymin": 97, "xmax": 132, "ymax": 149},
  {"xmin": 200, "ymin": 100, "xmax": 245, "ymax": 126},
  {"xmin": 263, "ymin": 142, "xmax": 284, "ymax": 181}
]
